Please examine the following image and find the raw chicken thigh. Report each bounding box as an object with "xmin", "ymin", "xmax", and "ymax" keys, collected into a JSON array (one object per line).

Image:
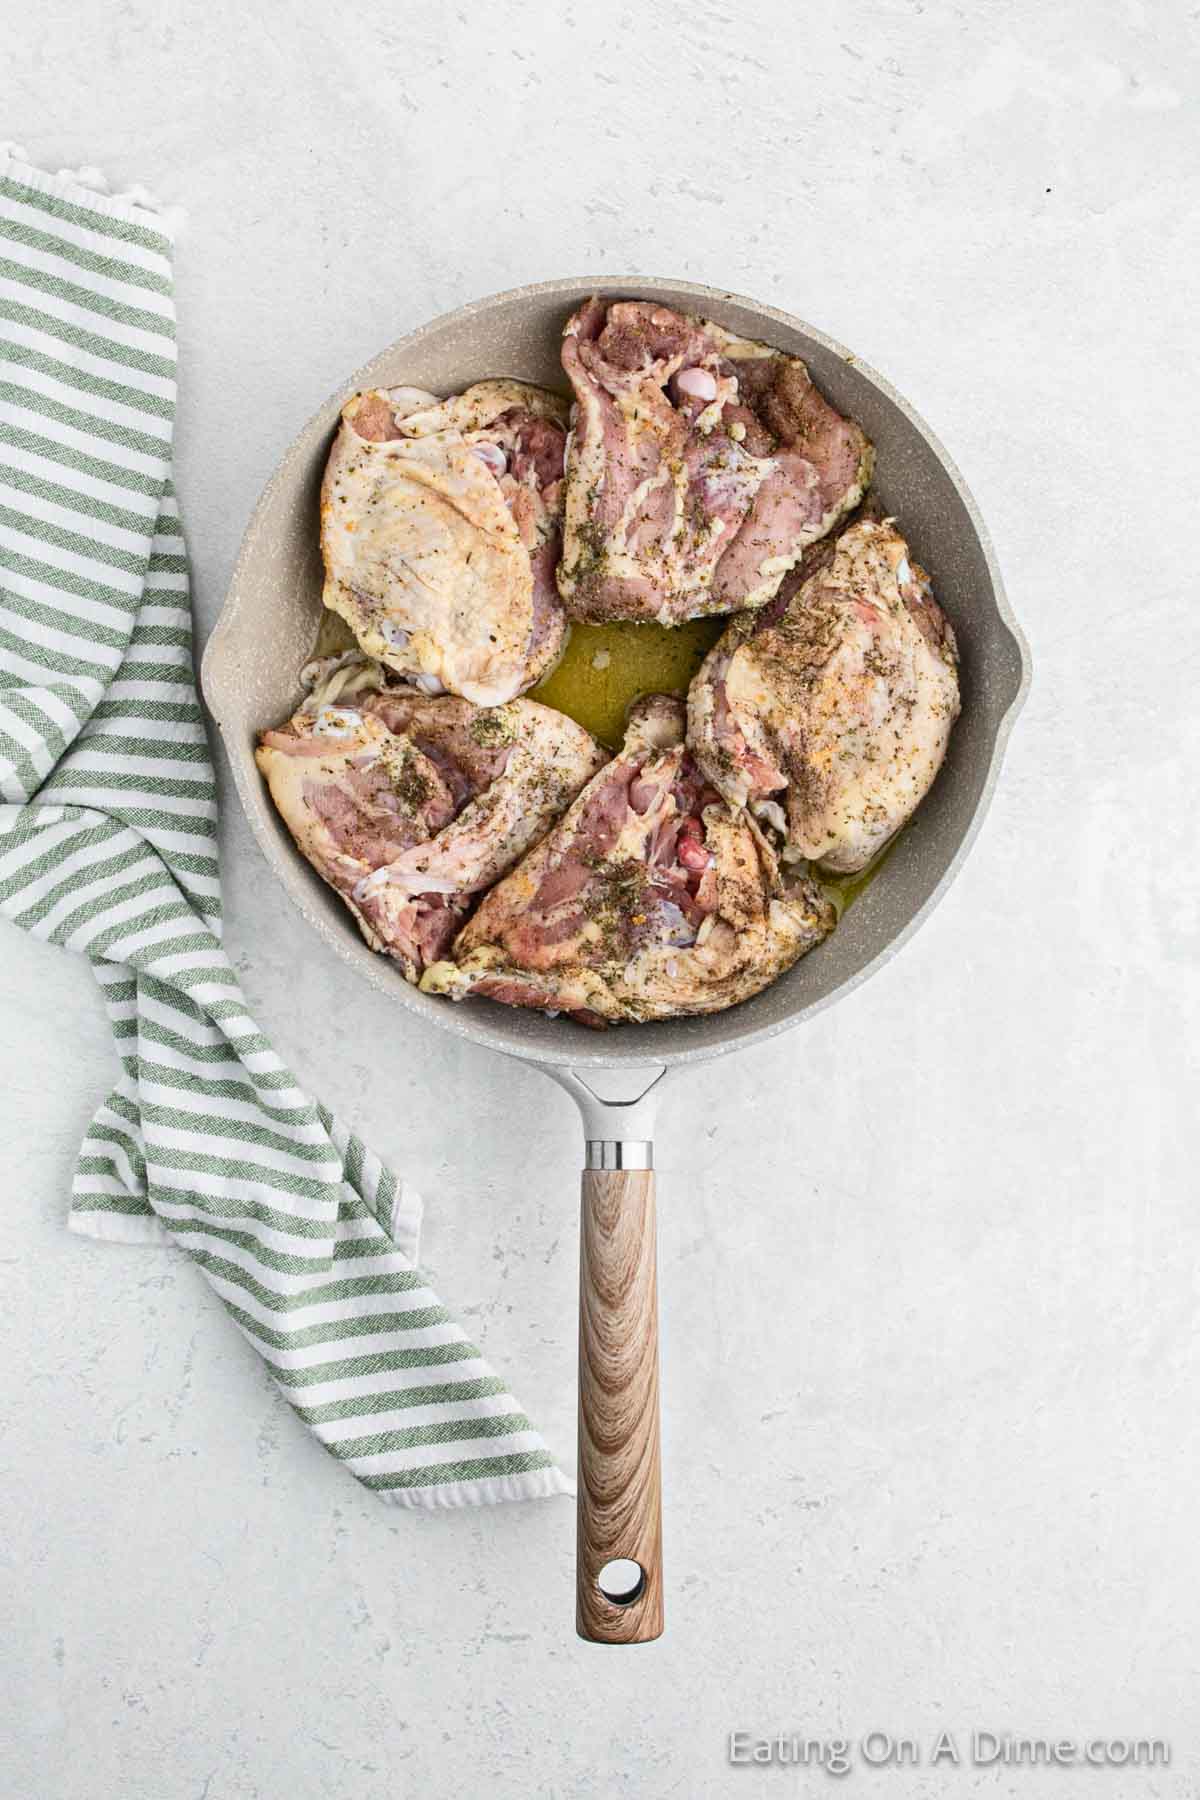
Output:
[
  {"xmin": 421, "ymin": 695, "xmax": 834, "ymax": 1026},
  {"xmin": 321, "ymin": 380, "xmax": 570, "ymax": 706},
  {"xmin": 688, "ymin": 516, "xmax": 960, "ymax": 875},
  {"xmin": 256, "ymin": 658, "xmax": 607, "ymax": 981},
  {"xmin": 557, "ymin": 299, "xmax": 872, "ymax": 625}
]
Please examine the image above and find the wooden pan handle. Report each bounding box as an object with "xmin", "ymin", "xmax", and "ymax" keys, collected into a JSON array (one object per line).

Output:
[{"xmin": 576, "ymin": 1167, "xmax": 664, "ymax": 1643}]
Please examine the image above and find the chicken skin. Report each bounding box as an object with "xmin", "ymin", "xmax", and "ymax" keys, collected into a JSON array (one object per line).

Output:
[
  {"xmin": 557, "ymin": 299, "xmax": 872, "ymax": 625},
  {"xmin": 688, "ymin": 517, "xmax": 960, "ymax": 875},
  {"xmin": 321, "ymin": 380, "xmax": 570, "ymax": 706},
  {"xmin": 421, "ymin": 695, "xmax": 834, "ymax": 1026},
  {"xmin": 255, "ymin": 658, "xmax": 607, "ymax": 980}
]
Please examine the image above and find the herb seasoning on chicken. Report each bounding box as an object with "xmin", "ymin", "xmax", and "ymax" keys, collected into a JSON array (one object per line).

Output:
[
  {"xmin": 557, "ymin": 299, "xmax": 873, "ymax": 625},
  {"xmin": 256, "ymin": 658, "xmax": 607, "ymax": 981},
  {"xmin": 421, "ymin": 695, "xmax": 834, "ymax": 1025},
  {"xmin": 688, "ymin": 516, "xmax": 960, "ymax": 874},
  {"xmin": 321, "ymin": 380, "xmax": 571, "ymax": 706}
]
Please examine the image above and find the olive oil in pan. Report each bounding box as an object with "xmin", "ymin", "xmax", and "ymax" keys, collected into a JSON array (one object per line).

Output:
[
  {"xmin": 308, "ymin": 609, "xmax": 892, "ymax": 914},
  {"xmin": 529, "ymin": 617, "xmax": 722, "ymax": 749},
  {"xmin": 819, "ymin": 838, "xmax": 895, "ymax": 919},
  {"xmin": 530, "ymin": 617, "xmax": 894, "ymax": 917}
]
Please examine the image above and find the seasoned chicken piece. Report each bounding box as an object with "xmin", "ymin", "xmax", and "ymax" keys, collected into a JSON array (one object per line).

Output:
[
  {"xmin": 557, "ymin": 299, "xmax": 872, "ymax": 625},
  {"xmin": 421, "ymin": 695, "xmax": 834, "ymax": 1026},
  {"xmin": 689, "ymin": 517, "xmax": 960, "ymax": 875},
  {"xmin": 256, "ymin": 659, "xmax": 607, "ymax": 980},
  {"xmin": 321, "ymin": 380, "xmax": 570, "ymax": 706}
]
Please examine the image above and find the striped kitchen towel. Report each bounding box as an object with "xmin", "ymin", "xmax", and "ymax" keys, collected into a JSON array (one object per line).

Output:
[{"xmin": 0, "ymin": 144, "xmax": 569, "ymax": 1507}]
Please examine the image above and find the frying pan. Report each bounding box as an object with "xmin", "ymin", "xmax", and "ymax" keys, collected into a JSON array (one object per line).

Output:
[{"xmin": 202, "ymin": 278, "xmax": 1031, "ymax": 1644}]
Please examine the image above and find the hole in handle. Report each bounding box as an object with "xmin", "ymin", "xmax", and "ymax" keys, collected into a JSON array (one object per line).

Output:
[{"xmin": 597, "ymin": 1559, "xmax": 645, "ymax": 1606}]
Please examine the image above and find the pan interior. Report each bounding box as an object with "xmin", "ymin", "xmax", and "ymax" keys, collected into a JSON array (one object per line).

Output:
[{"xmin": 202, "ymin": 278, "xmax": 1029, "ymax": 1071}]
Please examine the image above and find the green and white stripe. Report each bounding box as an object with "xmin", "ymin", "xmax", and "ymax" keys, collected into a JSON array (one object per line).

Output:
[{"xmin": 0, "ymin": 146, "xmax": 568, "ymax": 1507}]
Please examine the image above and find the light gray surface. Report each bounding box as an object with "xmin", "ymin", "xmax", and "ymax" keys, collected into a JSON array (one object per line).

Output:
[{"xmin": 2, "ymin": 4, "xmax": 1197, "ymax": 1798}]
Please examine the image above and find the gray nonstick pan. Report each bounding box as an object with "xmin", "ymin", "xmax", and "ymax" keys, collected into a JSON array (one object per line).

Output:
[{"xmin": 202, "ymin": 277, "xmax": 1031, "ymax": 1644}]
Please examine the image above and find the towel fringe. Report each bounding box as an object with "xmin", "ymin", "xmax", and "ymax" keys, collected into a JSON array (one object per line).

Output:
[
  {"xmin": 0, "ymin": 142, "xmax": 184, "ymax": 237},
  {"xmin": 373, "ymin": 1464, "xmax": 576, "ymax": 1509}
]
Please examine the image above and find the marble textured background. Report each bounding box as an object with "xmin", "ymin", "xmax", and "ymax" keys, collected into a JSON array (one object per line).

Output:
[{"xmin": 2, "ymin": 2, "xmax": 1197, "ymax": 1795}]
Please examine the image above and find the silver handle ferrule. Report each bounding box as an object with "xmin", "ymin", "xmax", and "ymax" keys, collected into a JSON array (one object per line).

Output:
[{"xmin": 585, "ymin": 1140, "xmax": 654, "ymax": 1170}]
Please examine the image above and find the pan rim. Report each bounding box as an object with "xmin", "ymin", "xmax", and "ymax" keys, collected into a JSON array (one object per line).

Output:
[{"xmin": 201, "ymin": 275, "xmax": 1032, "ymax": 1072}]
